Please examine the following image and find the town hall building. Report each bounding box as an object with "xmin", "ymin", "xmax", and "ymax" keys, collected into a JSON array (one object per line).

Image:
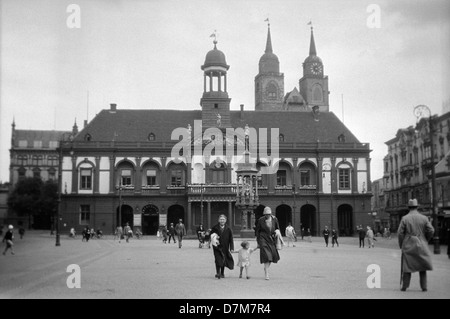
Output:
[{"xmin": 59, "ymin": 26, "xmax": 373, "ymax": 236}]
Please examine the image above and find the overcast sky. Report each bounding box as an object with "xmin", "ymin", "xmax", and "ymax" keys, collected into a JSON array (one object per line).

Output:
[{"xmin": 1, "ymin": 0, "xmax": 449, "ymax": 183}]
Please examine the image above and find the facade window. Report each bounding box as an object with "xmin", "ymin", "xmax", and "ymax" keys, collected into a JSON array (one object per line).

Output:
[
  {"xmin": 32, "ymin": 155, "xmax": 43, "ymax": 166},
  {"xmin": 80, "ymin": 205, "xmax": 90, "ymax": 225},
  {"xmin": 18, "ymin": 140, "xmax": 28, "ymax": 148},
  {"xmin": 33, "ymin": 168, "xmax": 40, "ymax": 178},
  {"xmin": 49, "ymin": 141, "xmax": 58, "ymax": 148},
  {"xmin": 312, "ymin": 85, "xmax": 323, "ymax": 102},
  {"xmin": 48, "ymin": 156, "xmax": 58, "ymax": 166},
  {"xmin": 146, "ymin": 169, "xmax": 157, "ymax": 186},
  {"xmin": 48, "ymin": 168, "xmax": 56, "ymax": 181},
  {"xmin": 18, "ymin": 155, "xmax": 27, "ymax": 166},
  {"xmin": 384, "ymin": 162, "xmax": 388, "ymax": 173},
  {"xmin": 424, "ymin": 145, "xmax": 431, "ymax": 159},
  {"xmin": 80, "ymin": 168, "xmax": 93, "ymax": 190},
  {"xmin": 18, "ymin": 168, "xmax": 26, "ymax": 180},
  {"xmin": 276, "ymin": 170, "xmax": 287, "ymax": 186},
  {"xmin": 339, "ymin": 169, "xmax": 350, "ymax": 189},
  {"xmin": 267, "ymin": 83, "xmax": 277, "ymax": 99},
  {"xmin": 171, "ymin": 170, "xmax": 183, "ymax": 186},
  {"xmin": 300, "ymin": 170, "xmax": 311, "ymax": 186},
  {"xmin": 33, "ymin": 141, "xmax": 42, "ymax": 148},
  {"xmin": 121, "ymin": 169, "xmax": 132, "ymax": 186}
]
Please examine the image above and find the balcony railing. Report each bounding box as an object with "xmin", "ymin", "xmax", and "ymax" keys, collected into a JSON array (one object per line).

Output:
[{"xmin": 187, "ymin": 184, "xmax": 237, "ymax": 194}]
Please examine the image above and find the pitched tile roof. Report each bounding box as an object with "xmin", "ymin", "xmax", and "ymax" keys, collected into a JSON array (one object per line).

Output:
[
  {"xmin": 13, "ymin": 130, "xmax": 71, "ymax": 148},
  {"xmin": 75, "ymin": 109, "xmax": 360, "ymax": 144}
]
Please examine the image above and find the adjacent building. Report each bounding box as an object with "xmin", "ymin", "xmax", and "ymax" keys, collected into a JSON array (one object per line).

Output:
[
  {"xmin": 59, "ymin": 26, "xmax": 373, "ymax": 236},
  {"xmin": 383, "ymin": 111, "xmax": 450, "ymax": 237}
]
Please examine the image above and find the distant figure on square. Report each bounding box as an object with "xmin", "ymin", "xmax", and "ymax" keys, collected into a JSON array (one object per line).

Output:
[
  {"xmin": 301, "ymin": 227, "xmax": 305, "ymax": 240},
  {"xmin": 175, "ymin": 219, "xmax": 187, "ymax": 248},
  {"xmin": 285, "ymin": 222, "xmax": 296, "ymax": 247},
  {"xmin": 18, "ymin": 227, "xmax": 25, "ymax": 239},
  {"xmin": 161, "ymin": 225, "xmax": 168, "ymax": 243},
  {"xmin": 115, "ymin": 225, "xmax": 123, "ymax": 243},
  {"xmin": 2, "ymin": 225, "xmax": 15, "ymax": 255},
  {"xmin": 168, "ymin": 223, "xmax": 176, "ymax": 244},
  {"xmin": 305, "ymin": 228, "xmax": 312, "ymax": 243},
  {"xmin": 398, "ymin": 199, "xmax": 434, "ymax": 292},
  {"xmin": 82, "ymin": 226, "xmax": 91, "ymax": 242},
  {"xmin": 210, "ymin": 214, "xmax": 234, "ymax": 279},
  {"xmin": 255, "ymin": 207, "xmax": 280, "ymax": 280},
  {"xmin": 237, "ymin": 240, "xmax": 257, "ymax": 279},
  {"xmin": 124, "ymin": 223, "xmax": 133, "ymax": 243},
  {"xmin": 357, "ymin": 225, "xmax": 366, "ymax": 248},
  {"xmin": 69, "ymin": 227, "xmax": 76, "ymax": 238},
  {"xmin": 366, "ymin": 226, "xmax": 375, "ymax": 248},
  {"xmin": 322, "ymin": 226, "xmax": 330, "ymax": 247},
  {"xmin": 331, "ymin": 229, "xmax": 339, "ymax": 247}
]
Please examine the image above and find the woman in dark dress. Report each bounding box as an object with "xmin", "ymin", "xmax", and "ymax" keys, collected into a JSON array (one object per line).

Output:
[
  {"xmin": 255, "ymin": 207, "xmax": 280, "ymax": 280},
  {"xmin": 210, "ymin": 214, "xmax": 234, "ymax": 279}
]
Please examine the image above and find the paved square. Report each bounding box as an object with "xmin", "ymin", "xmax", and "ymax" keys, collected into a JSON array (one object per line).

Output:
[{"xmin": 1, "ymin": 231, "xmax": 449, "ymax": 299}]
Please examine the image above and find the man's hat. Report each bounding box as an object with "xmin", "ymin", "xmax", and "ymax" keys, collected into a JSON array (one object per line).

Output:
[
  {"xmin": 263, "ymin": 207, "xmax": 272, "ymax": 215},
  {"xmin": 8, "ymin": 225, "xmax": 13, "ymax": 230},
  {"xmin": 408, "ymin": 199, "xmax": 418, "ymax": 208}
]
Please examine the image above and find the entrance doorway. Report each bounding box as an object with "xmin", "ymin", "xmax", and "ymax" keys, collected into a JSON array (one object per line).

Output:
[
  {"xmin": 276, "ymin": 204, "xmax": 292, "ymax": 236},
  {"xmin": 337, "ymin": 204, "xmax": 353, "ymax": 236},
  {"xmin": 300, "ymin": 204, "xmax": 316, "ymax": 236},
  {"xmin": 167, "ymin": 204, "xmax": 185, "ymax": 226},
  {"xmin": 142, "ymin": 204, "xmax": 159, "ymax": 235},
  {"xmin": 117, "ymin": 204, "xmax": 133, "ymax": 228}
]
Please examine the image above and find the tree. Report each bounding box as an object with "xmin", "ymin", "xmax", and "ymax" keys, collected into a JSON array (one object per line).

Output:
[{"xmin": 7, "ymin": 177, "xmax": 58, "ymax": 229}]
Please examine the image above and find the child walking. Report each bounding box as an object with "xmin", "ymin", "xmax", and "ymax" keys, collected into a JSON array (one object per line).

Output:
[
  {"xmin": 2, "ymin": 225, "xmax": 15, "ymax": 255},
  {"xmin": 237, "ymin": 241, "xmax": 257, "ymax": 279}
]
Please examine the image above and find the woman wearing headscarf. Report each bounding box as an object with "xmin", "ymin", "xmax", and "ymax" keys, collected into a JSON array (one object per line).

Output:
[
  {"xmin": 210, "ymin": 214, "xmax": 234, "ymax": 279},
  {"xmin": 255, "ymin": 207, "xmax": 280, "ymax": 280}
]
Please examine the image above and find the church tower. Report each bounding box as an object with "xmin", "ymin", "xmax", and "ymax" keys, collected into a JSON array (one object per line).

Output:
[
  {"xmin": 299, "ymin": 26, "xmax": 329, "ymax": 112},
  {"xmin": 200, "ymin": 38, "xmax": 231, "ymax": 128},
  {"xmin": 255, "ymin": 23, "xmax": 284, "ymax": 111}
]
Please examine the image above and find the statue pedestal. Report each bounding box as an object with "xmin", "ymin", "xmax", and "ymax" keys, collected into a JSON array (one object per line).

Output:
[{"xmin": 240, "ymin": 229, "xmax": 255, "ymax": 238}]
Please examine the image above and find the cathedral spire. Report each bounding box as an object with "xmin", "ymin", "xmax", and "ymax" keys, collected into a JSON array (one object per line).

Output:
[
  {"xmin": 265, "ymin": 22, "xmax": 273, "ymax": 54},
  {"xmin": 309, "ymin": 26, "xmax": 317, "ymax": 56}
]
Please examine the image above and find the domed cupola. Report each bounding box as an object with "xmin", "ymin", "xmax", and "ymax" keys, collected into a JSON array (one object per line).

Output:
[
  {"xmin": 202, "ymin": 40, "xmax": 230, "ymax": 71},
  {"xmin": 258, "ymin": 25, "xmax": 280, "ymax": 74},
  {"xmin": 200, "ymin": 36, "xmax": 231, "ymax": 128}
]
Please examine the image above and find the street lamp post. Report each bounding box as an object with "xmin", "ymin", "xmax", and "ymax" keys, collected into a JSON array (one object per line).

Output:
[
  {"xmin": 292, "ymin": 183, "xmax": 296, "ymax": 231},
  {"xmin": 414, "ymin": 105, "xmax": 440, "ymax": 254},
  {"xmin": 118, "ymin": 182, "xmax": 123, "ymax": 228},
  {"xmin": 56, "ymin": 133, "xmax": 73, "ymax": 247}
]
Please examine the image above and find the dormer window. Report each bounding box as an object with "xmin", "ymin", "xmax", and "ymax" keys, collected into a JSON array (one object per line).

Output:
[
  {"xmin": 84, "ymin": 134, "xmax": 92, "ymax": 141},
  {"xmin": 279, "ymin": 134, "xmax": 285, "ymax": 142},
  {"xmin": 148, "ymin": 133, "xmax": 155, "ymax": 141}
]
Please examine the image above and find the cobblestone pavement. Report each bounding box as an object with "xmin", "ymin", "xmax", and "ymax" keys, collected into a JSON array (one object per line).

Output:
[{"xmin": 0, "ymin": 231, "xmax": 449, "ymax": 299}]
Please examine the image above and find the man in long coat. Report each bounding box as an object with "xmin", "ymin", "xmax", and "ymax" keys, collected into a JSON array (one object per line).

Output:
[
  {"xmin": 210, "ymin": 214, "xmax": 234, "ymax": 279},
  {"xmin": 398, "ymin": 199, "xmax": 434, "ymax": 292},
  {"xmin": 175, "ymin": 219, "xmax": 187, "ymax": 248}
]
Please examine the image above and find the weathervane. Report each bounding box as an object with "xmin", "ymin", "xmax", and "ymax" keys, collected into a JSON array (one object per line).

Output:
[
  {"xmin": 307, "ymin": 20, "xmax": 313, "ymax": 30},
  {"xmin": 264, "ymin": 17, "xmax": 270, "ymax": 27},
  {"xmin": 210, "ymin": 30, "xmax": 217, "ymax": 44}
]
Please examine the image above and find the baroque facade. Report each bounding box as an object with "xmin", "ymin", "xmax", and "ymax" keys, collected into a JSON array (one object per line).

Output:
[{"xmin": 59, "ymin": 27, "xmax": 373, "ymax": 236}]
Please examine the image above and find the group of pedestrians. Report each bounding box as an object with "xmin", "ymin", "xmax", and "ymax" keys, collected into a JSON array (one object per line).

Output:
[
  {"xmin": 210, "ymin": 206, "xmax": 281, "ymax": 281},
  {"xmin": 159, "ymin": 219, "xmax": 186, "ymax": 248}
]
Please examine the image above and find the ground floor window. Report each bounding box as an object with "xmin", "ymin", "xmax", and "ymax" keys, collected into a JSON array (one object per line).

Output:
[{"xmin": 80, "ymin": 205, "xmax": 90, "ymax": 225}]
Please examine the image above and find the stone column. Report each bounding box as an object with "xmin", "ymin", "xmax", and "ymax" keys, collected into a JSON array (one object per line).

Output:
[
  {"xmin": 352, "ymin": 157, "xmax": 359, "ymax": 194},
  {"xmin": 135, "ymin": 156, "xmax": 142, "ymax": 193},
  {"xmin": 317, "ymin": 157, "xmax": 323, "ymax": 194},
  {"xmin": 109, "ymin": 156, "xmax": 115, "ymax": 194},
  {"xmin": 71, "ymin": 156, "xmax": 77, "ymax": 194},
  {"xmin": 160, "ymin": 157, "xmax": 167, "ymax": 194},
  {"xmin": 94, "ymin": 156, "xmax": 100, "ymax": 194},
  {"xmin": 207, "ymin": 201, "xmax": 211, "ymax": 229},
  {"xmin": 187, "ymin": 201, "xmax": 193, "ymax": 235}
]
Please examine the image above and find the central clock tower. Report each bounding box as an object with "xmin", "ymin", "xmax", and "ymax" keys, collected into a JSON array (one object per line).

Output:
[{"xmin": 299, "ymin": 27, "xmax": 329, "ymax": 112}]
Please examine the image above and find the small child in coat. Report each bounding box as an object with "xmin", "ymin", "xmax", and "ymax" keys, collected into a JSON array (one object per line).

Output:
[{"xmin": 237, "ymin": 241, "xmax": 257, "ymax": 279}]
